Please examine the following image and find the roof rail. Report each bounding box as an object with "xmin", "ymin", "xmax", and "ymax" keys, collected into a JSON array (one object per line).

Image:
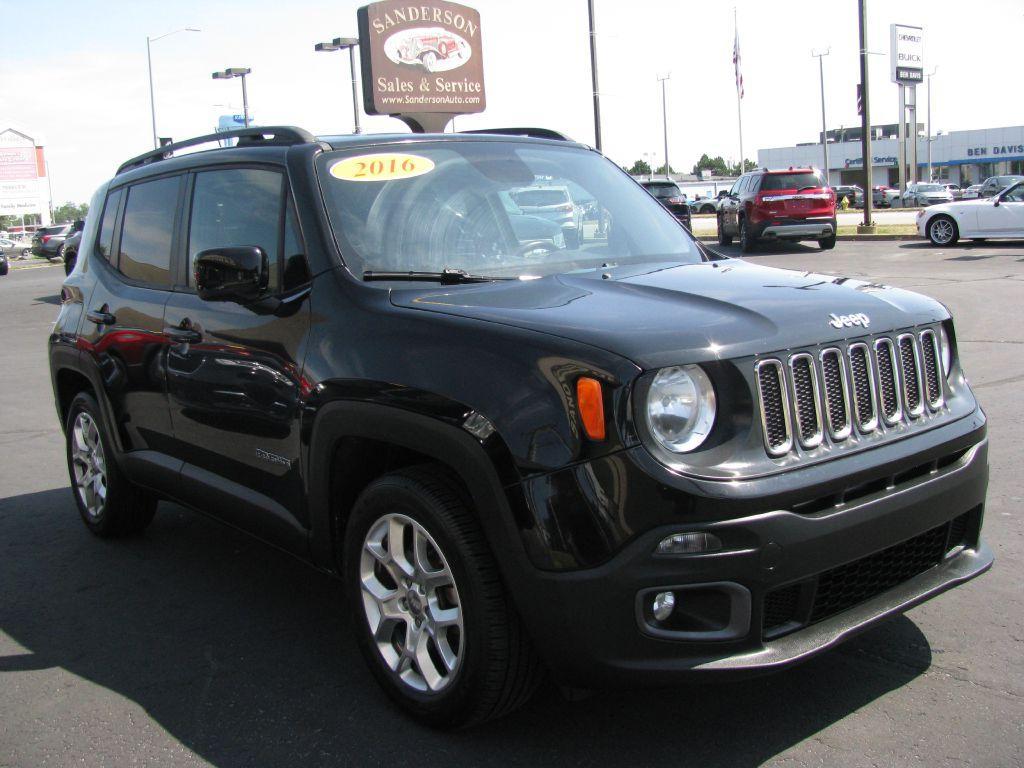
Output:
[
  {"xmin": 460, "ymin": 127, "xmax": 573, "ymax": 142},
  {"xmin": 116, "ymin": 125, "xmax": 317, "ymax": 175}
]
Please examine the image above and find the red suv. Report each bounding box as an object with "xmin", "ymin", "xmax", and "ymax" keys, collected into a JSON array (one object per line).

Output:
[{"xmin": 717, "ymin": 168, "xmax": 836, "ymax": 252}]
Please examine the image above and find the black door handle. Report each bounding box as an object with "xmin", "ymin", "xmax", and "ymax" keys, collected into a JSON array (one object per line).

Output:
[
  {"xmin": 87, "ymin": 310, "xmax": 116, "ymax": 325},
  {"xmin": 165, "ymin": 325, "xmax": 202, "ymax": 344}
]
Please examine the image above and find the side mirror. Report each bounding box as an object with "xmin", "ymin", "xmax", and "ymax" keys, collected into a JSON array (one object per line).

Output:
[{"xmin": 194, "ymin": 246, "xmax": 268, "ymax": 303}]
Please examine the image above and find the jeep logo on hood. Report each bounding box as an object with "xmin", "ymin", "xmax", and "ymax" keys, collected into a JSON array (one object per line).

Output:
[{"xmin": 829, "ymin": 312, "xmax": 871, "ymax": 329}]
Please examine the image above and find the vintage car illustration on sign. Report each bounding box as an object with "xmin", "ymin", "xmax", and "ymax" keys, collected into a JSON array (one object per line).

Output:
[{"xmin": 384, "ymin": 26, "xmax": 471, "ymax": 72}]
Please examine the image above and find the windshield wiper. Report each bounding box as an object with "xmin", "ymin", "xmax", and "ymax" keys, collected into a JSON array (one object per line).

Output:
[
  {"xmin": 797, "ymin": 185, "xmax": 819, "ymax": 192},
  {"xmin": 363, "ymin": 268, "xmax": 516, "ymax": 284}
]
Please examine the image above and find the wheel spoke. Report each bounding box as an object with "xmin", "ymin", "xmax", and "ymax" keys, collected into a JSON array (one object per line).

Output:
[
  {"xmin": 428, "ymin": 598, "xmax": 460, "ymax": 629},
  {"xmin": 413, "ymin": 629, "xmax": 443, "ymax": 691},
  {"xmin": 387, "ymin": 516, "xmax": 415, "ymax": 580}
]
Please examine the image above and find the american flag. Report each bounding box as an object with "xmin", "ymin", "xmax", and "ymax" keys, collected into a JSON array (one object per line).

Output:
[{"xmin": 733, "ymin": 28, "xmax": 744, "ymax": 99}]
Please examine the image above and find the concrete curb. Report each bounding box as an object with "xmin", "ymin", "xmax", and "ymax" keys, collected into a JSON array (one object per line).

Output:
[
  {"xmin": 6, "ymin": 258, "xmax": 61, "ymax": 271},
  {"xmin": 696, "ymin": 234, "xmax": 920, "ymax": 243}
]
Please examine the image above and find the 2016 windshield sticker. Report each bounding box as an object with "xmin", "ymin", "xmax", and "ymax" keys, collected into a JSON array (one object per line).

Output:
[{"xmin": 329, "ymin": 153, "xmax": 435, "ymax": 182}]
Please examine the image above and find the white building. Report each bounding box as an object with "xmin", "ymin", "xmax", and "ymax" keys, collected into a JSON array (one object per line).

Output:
[
  {"xmin": 758, "ymin": 124, "xmax": 1024, "ymax": 189},
  {"xmin": 0, "ymin": 124, "xmax": 52, "ymax": 225}
]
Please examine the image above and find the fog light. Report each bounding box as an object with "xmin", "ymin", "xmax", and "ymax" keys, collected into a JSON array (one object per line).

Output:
[
  {"xmin": 655, "ymin": 532, "xmax": 722, "ymax": 555},
  {"xmin": 652, "ymin": 591, "xmax": 675, "ymax": 621}
]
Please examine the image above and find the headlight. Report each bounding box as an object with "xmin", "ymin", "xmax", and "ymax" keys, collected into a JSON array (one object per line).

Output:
[
  {"xmin": 645, "ymin": 365, "xmax": 716, "ymax": 453},
  {"xmin": 939, "ymin": 325, "xmax": 952, "ymax": 377}
]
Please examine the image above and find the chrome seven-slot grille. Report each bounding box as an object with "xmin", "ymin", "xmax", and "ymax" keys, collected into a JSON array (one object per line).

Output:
[{"xmin": 755, "ymin": 328, "xmax": 944, "ymax": 457}]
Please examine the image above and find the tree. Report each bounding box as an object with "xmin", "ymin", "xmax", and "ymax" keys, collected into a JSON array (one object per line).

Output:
[
  {"xmin": 654, "ymin": 164, "xmax": 675, "ymax": 176},
  {"xmin": 52, "ymin": 201, "xmax": 89, "ymax": 224},
  {"xmin": 691, "ymin": 153, "xmax": 732, "ymax": 177},
  {"xmin": 691, "ymin": 154, "xmax": 757, "ymax": 177},
  {"xmin": 624, "ymin": 159, "xmax": 652, "ymax": 176}
]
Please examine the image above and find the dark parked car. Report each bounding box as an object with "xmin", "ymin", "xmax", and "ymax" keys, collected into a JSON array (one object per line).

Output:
[
  {"xmin": 50, "ymin": 126, "xmax": 991, "ymax": 728},
  {"xmin": 978, "ymin": 174, "xmax": 1024, "ymax": 199},
  {"xmin": 639, "ymin": 179, "xmax": 692, "ymax": 230},
  {"xmin": 832, "ymin": 184, "xmax": 864, "ymax": 208},
  {"xmin": 60, "ymin": 220, "xmax": 86, "ymax": 275},
  {"xmin": 31, "ymin": 222, "xmax": 73, "ymax": 258},
  {"xmin": 718, "ymin": 167, "xmax": 837, "ymax": 251},
  {"xmin": 0, "ymin": 251, "xmax": 8, "ymax": 276}
]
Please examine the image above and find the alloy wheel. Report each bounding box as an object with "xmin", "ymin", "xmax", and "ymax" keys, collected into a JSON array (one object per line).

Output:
[
  {"xmin": 359, "ymin": 513, "xmax": 464, "ymax": 693},
  {"xmin": 930, "ymin": 218, "xmax": 954, "ymax": 245},
  {"xmin": 71, "ymin": 412, "xmax": 107, "ymax": 519}
]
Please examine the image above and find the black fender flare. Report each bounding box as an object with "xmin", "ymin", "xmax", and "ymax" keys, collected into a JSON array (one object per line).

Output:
[{"xmin": 306, "ymin": 400, "xmax": 535, "ymax": 588}]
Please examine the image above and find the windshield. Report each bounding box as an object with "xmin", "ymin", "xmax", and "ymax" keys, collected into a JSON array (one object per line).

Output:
[
  {"xmin": 316, "ymin": 141, "xmax": 701, "ymax": 279},
  {"xmin": 761, "ymin": 172, "xmax": 824, "ymax": 191},
  {"xmin": 918, "ymin": 184, "xmax": 943, "ymax": 192}
]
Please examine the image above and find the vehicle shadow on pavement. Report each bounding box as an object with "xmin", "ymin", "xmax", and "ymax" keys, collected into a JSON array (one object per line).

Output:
[
  {"xmin": 709, "ymin": 243, "xmax": 825, "ymax": 259},
  {"xmin": 0, "ymin": 489, "xmax": 933, "ymax": 768}
]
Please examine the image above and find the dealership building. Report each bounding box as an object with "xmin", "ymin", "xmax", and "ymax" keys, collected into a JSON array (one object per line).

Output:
[{"xmin": 758, "ymin": 124, "xmax": 1024, "ymax": 188}]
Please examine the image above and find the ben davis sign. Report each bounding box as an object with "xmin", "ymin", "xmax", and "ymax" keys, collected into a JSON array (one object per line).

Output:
[{"xmin": 357, "ymin": 1, "xmax": 485, "ymax": 132}]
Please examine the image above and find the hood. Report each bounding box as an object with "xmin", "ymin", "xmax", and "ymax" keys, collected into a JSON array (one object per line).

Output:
[{"xmin": 390, "ymin": 259, "xmax": 948, "ymax": 369}]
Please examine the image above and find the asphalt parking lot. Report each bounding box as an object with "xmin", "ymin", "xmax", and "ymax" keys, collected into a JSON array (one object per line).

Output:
[{"xmin": 2, "ymin": 240, "xmax": 1022, "ymax": 768}]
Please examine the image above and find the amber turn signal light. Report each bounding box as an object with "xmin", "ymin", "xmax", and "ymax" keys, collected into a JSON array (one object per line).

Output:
[{"xmin": 576, "ymin": 377, "xmax": 606, "ymax": 441}]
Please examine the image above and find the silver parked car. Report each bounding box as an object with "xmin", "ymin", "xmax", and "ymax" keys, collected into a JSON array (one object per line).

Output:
[
  {"xmin": 509, "ymin": 185, "xmax": 584, "ymax": 248},
  {"xmin": 900, "ymin": 183, "xmax": 954, "ymax": 208},
  {"xmin": 961, "ymin": 184, "xmax": 983, "ymax": 200}
]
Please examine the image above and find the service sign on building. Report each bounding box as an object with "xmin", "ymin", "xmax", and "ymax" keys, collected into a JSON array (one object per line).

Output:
[
  {"xmin": 357, "ymin": 0, "xmax": 485, "ymax": 132},
  {"xmin": 891, "ymin": 24, "xmax": 924, "ymax": 84}
]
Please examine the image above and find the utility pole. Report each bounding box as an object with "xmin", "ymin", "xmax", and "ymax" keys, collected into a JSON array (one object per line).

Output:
[
  {"xmin": 926, "ymin": 66, "xmax": 937, "ymax": 181},
  {"xmin": 812, "ymin": 48, "xmax": 831, "ymax": 186},
  {"xmin": 587, "ymin": 0, "xmax": 602, "ymax": 152},
  {"xmin": 857, "ymin": 0, "xmax": 875, "ymax": 232},
  {"xmin": 657, "ymin": 73, "xmax": 670, "ymax": 178}
]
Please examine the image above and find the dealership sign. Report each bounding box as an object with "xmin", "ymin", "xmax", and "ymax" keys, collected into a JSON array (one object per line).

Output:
[
  {"xmin": 845, "ymin": 155, "xmax": 897, "ymax": 168},
  {"xmin": 890, "ymin": 24, "xmax": 923, "ymax": 85},
  {"xmin": 357, "ymin": 0, "xmax": 485, "ymax": 132},
  {"xmin": 0, "ymin": 128, "xmax": 44, "ymax": 215}
]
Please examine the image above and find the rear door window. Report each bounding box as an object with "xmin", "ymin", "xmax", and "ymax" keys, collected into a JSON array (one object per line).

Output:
[{"xmin": 118, "ymin": 176, "xmax": 181, "ymax": 287}]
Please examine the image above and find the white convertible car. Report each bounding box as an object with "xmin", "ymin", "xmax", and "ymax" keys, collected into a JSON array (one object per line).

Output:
[{"xmin": 918, "ymin": 180, "xmax": 1024, "ymax": 245}]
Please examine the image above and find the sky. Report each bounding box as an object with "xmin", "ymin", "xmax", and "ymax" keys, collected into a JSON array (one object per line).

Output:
[{"xmin": 1, "ymin": 0, "xmax": 1022, "ymax": 204}]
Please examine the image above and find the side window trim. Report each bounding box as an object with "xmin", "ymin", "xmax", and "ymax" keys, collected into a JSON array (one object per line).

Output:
[{"xmin": 281, "ymin": 188, "xmax": 311, "ymax": 292}]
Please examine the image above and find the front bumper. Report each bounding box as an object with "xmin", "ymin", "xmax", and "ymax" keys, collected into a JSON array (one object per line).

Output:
[{"xmin": 511, "ymin": 420, "xmax": 990, "ymax": 687}]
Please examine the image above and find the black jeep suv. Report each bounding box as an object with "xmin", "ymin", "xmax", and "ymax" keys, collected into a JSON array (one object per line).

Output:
[{"xmin": 50, "ymin": 126, "xmax": 992, "ymax": 727}]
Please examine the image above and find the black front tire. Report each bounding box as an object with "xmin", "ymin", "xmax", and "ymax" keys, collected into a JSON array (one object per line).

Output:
[
  {"xmin": 65, "ymin": 391, "xmax": 157, "ymax": 537},
  {"xmin": 717, "ymin": 214, "xmax": 733, "ymax": 246},
  {"xmin": 64, "ymin": 251, "xmax": 77, "ymax": 276},
  {"xmin": 818, "ymin": 235, "xmax": 837, "ymax": 250},
  {"xmin": 739, "ymin": 218, "xmax": 755, "ymax": 252},
  {"xmin": 344, "ymin": 466, "xmax": 543, "ymax": 727}
]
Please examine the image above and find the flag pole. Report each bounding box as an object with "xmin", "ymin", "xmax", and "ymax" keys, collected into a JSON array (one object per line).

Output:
[{"xmin": 734, "ymin": 7, "xmax": 745, "ymax": 174}]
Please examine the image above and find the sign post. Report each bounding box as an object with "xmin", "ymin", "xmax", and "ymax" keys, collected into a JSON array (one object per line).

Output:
[
  {"xmin": 357, "ymin": 1, "xmax": 485, "ymax": 133},
  {"xmin": 891, "ymin": 24, "xmax": 924, "ymax": 194}
]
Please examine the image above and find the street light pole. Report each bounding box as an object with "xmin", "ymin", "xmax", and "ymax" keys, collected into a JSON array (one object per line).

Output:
[
  {"xmin": 857, "ymin": 0, "xmax": 875, "ymax": 232},
  {"xmin": 657, "ymin": 73, "xmax": 670, "ymax": 179},
  {"xmin": 926, "ymin": 66, "xmax": 938, "ymax": 181},
  {"xmin": 212, "ymin": 68, "xmax": 253, "ymax": 128},
  {"xmin": 146, "ymin": 27, "xmax": 201, "ymax": 149},
  {"xmin": 587, "ymin": 0, "xmax": 602, "ymax": 152},
  {"xmin": 812, "ymin": 48, "xmax": 831, "ymax": 187},
  {"xmin": 315, "ymin": 37, "xmax": 362, "ymax": 134}
]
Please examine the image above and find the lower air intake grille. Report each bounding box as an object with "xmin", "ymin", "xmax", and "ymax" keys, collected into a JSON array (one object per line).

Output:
[
  {"xmin": 761, "ymin": 511, "xmax": 972, "ymax": 639},
  {"xmin": 809, "ymin": 520, "xmax": 952, "ymax": 624}
]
